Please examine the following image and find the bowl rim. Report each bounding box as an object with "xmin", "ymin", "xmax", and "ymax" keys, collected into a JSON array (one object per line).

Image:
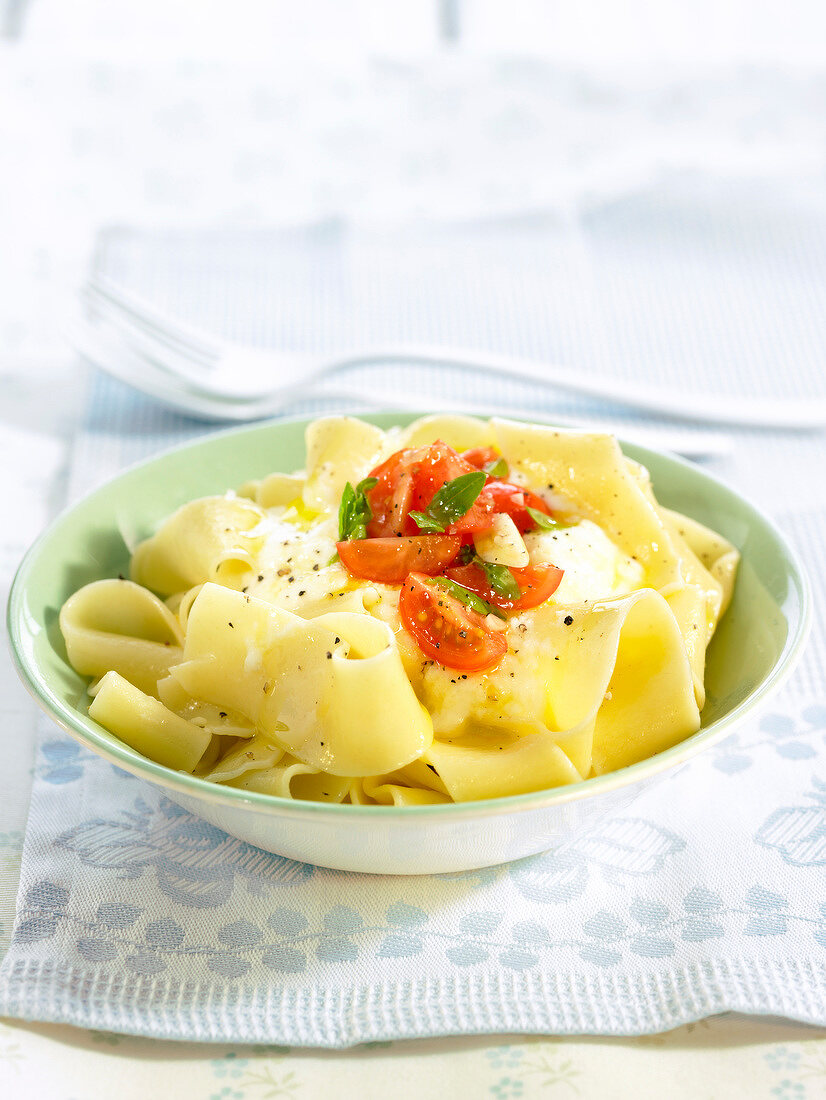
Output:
[{"xmin": 7, "ymin": 409, "xmax": 813, "ymax": 822}]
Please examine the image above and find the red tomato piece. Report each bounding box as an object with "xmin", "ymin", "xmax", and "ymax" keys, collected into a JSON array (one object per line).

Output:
[
  {"xmin": 336, "ymin": 536, "xmax": 461, "ymax": 584},
  {"xmin": 485, "ymin": 479, "xmax": 554, "ymax": 533},
  {"xmin": 366, "ymin": 441, "xmax": 495, "ymax": 538},
  {"xmin": 365, "ymin": 448, "xmax": 419, "ymax": 537},
  {"xmin": 409, "ymin": 441, "xmax": 496, "ymax": 535},
  {"xmin": 460, "ymin": 446, "xmax": 504, "ymax": 472},
  {"xmin": 446, "ymin": 562, "xmax": 564, "ymax": 613},
  {"xmin": 399, "ymin": 572, "xmax": 507, "ymax": 672}
]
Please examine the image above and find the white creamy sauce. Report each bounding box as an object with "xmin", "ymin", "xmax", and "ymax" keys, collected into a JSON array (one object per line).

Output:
[
  {"xmin": 524, "ymin": 520, "xmax": 644, "ymax": 604},
  {"xmin": 242, "ymin": 511, "xmax": 346, "ymax": 616}
]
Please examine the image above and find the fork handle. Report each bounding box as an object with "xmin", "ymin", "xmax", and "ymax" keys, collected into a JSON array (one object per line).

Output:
[{"xmin": 322, "ymin": 344, "xmax": 826, "ymax": 431}]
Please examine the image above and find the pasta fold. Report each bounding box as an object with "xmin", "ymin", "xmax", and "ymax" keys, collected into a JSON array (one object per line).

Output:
[
  {"xmin": 492, "ymin": 418, "xmax": 733, "ymax": 709},
  {"xmin": 88, "ymin": 671, "xmax": 211, "ymax": 772},
  {"xmin": 302, "ymin": 416, "xmax": 388, "ymax": 513},
  {"xmin": 170, "ymin": 583, "xmax": 433, "ymax": 776},
  {"xmin": 59, "ymin": 578, "xmax": 184, "ymax": 696},
  {"xmin": 131, "ymin": 496, "xmax": 267, "ymax": 595}
]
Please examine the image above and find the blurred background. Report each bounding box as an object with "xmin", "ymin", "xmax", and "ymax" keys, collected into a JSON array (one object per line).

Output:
[{"xmin": 2, "ymin": 0, "xmax": 826, "ymax": 366}]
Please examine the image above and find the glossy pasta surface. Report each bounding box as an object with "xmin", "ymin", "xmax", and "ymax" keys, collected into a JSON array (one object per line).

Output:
[{"xmin": 59, "ymin": 416, "xmax": 739, "ymax": 805}]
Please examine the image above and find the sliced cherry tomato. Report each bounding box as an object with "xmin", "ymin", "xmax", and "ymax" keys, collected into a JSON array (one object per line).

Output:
[
  {"xmin": 485, "ymin": 479, "xmax": 554, "ymax": 533},
  {"xmin": 365, "ymin": 447, "xmax": 419, "ymax": 537},
  {"xmin": 399, "ymin": 572, "xmax": 507, "ymax": 672},
  {"xmin": 336, "ymin": 535, "xmax": 461, "ymax": 584},
  {"xmin": 461, "ymin": 446, "xmax": 504, "ymax": 473},
  {"xmin": 446, "ymin": 562, "xmax": 564, "ymax": 613},
  {"xmin": 409, "ymin": 441, "xmax": 495, "ymax": 535},
  {"xmin": 367, "ymin": 441, "xmax": 495, "ymax": 538}
]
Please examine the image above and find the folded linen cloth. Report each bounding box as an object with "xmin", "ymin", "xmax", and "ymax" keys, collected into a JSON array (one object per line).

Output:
[{"xmin": 1, "ymin": 207, "xmax": 825, "ymax": 1043}]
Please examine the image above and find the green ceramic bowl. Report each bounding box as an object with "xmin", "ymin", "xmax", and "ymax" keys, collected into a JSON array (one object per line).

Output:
[{"xmin": 7, "ymin": 413, "xmax": 811, "ymax": 874}]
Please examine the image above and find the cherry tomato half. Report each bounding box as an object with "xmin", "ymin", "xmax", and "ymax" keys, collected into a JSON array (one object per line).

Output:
[
  {"xmin": 399, "ymin": 572, "xmax": 507, "ymax": 672},
  {"xmin": 484, "ymin": 480, "xmax": 554, "ymax": 533},
  {"xmin": 336, "ymin": 535, "xmax": 461, "ymax": 584},
  {"xmin": 365, "ymin": 448, "xmax": 419, "ymax": 537},
  {"xmin": 446, "ymin": 562, "xmax": 564, "ymax": 613},
  {"xmin": 460, "ymin": 446, "xmax": 504, "ymax": 473},
  {"xmin": 408, "ymin": 441, "xmax": 495, "ymax": 535},
  {"xmin": 366, "ymin": 442, "xmax": 495, "ymax": 538}
]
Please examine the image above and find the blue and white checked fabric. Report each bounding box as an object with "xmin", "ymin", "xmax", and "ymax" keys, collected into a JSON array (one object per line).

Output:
[{"xmin": 1, "ymin": 195, "xmax": 825, "ymax": 1043}]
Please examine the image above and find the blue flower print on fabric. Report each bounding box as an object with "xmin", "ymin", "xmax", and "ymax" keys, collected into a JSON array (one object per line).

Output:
[
  {"xmin": 712, "ymin": 706, "xmax": 826, "ymax": 775},
  {"xmin": 37, "ymin": 737, "xmax": 136, "ymax": 785},
  {"xmin": 764, "ymin": 1046, "xmax": 802, "ymax": 1072},
  {"xmin": 38, "ymin": 740, "xmax": 85, "ymax": 784},
  {"xmin": 485, "ymin": 1046, "xmax": 525, "ymax": 1071},
  {"xmin": 756, "ymin": 778, "xmax": 826, "ymax": 867},
  {"xmin": 13, "ymin": 881, "xmax": 69, "ymax": 943},
  {"xmin": 210, "ymin": 1053, "xmax": 249, "ymax": 1079},
  {"xmin": 489, "ymin": 1078, "xmax": 524, "ymax": 1099},
  {"xmin": 508, "ymin": 817, "xmax": 686, "ymax": 904},
  {"xmin": 11, "ymin": 876, "xmax": 826, "ymax": 979},
  {"xmin": 55, "ymin": 795, "xmax": 314, "ymax": 908},
  {"xmin": 770, "ymin": 1082, "xmax": 806, "ymax": 1100},
  {"xmin": 376, "ymin": 902, "xmax": 428, "ymax": 959}
]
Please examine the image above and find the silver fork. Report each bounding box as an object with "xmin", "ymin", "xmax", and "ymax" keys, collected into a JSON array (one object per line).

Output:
[
  {"xmin": 80, "ymin": 275, "xmax": 826, "ymax": 430},
  {"xmin": 71, "ymin": 316, "xmax": 737, "ymax": 458}
]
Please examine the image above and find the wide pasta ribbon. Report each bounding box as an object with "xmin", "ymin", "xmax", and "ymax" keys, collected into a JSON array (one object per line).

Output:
[
  {"xmin": 492, "ymin": 417, "xmax": 736, "ymax": 710},
  {"xmin": 416, "ymin": 589, "xmax": 699, "ymax": 801},
  {"xmin": 170, "ymin": 583, "xmax": 433, "ymax": 777},
  {"xmin": 59, "ymin": 578, "xmax": 184, "ymax": 696},
  {"xmin": 131, "ymin": 495, "xmax": 267, "ymax": 595}
]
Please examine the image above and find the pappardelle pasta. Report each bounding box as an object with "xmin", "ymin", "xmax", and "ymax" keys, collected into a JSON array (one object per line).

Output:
[{"xmin": 60, "ymin": 416, "xmax": 739, "ymax": 805}]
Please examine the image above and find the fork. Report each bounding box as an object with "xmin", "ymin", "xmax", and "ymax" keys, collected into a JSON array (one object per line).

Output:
[
  {"xmin": 80, "ymin": 275, "xmax": 826, "ymax": 430},
  {"xmin": 71, "ymin": 317, "xmax": 737, "ymax": 458}
]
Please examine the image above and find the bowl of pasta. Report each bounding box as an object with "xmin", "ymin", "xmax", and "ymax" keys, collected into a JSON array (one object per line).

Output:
[{"xmin": 7, "ymin": 413, "xmax": 810, "ymax": 874}]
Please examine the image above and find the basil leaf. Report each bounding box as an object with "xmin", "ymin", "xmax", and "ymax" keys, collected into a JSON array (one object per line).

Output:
[
  {"xmin": 338, "ymin": 482, "xmax": 356, "ymax": 540},
  {"xmin": 478, "ymin": 559, "xmax": 521, "ymax": 601},
  {"xmin": 483, "ymin": 456, "xmax": 508, "ymax": 478},
  {"xmin": 410, "ymin": 470, "xmax": 486, "ymax": 533},
  {"xmin": 431, "ymin": 576, "xmax": 506, "ymax": 619},
  {"xmin": 356, "ymin": 476, "xmax": 378, "ymax": 497},
  {"xmin": 407, "ymin": 511, "xmax": 446, "ymax": 533},
  {"xmin": 526, "ymin": 505, "xmax": 572, "ymax": 532},
  {"xmin": 338, "ymin": 477, "xmax": 378, "ymax": 541}
]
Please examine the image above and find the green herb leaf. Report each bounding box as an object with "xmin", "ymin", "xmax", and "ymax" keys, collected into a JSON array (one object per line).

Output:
[
  {"xmin": 526, "ymin": 505, "xmax": 556, "ymax": 531},
  {"xmin": 483, "ymin": 456, "xmax": 508, "ymax": 478},
  {"xmin": 478, "ymin": 559, "xmax": 521, "ymax": 600},
  {"xmin": 431, "ymin": 576, "xmax": 506, "ymax": 619},
  {"xmin": 407, "ymin": 510, "xmax": 446, "ymax": 533},
  {"xmin": 338, "ymin": 477, "xmax": 378, "ymax": 541},
  {"xmin": 356, "ymin": 475, "xmax": 379, "ymax": 496},
  {"xmin": 410, "ymin": 470, "xmax": 486, "ymax": 533},
  {"xmin": 338, "ymin": 482, "xmax": 355, "ymax": 539},
  {"xmin": 526, "ymin": 505, "xmax": 571, "ymax": 532}
]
